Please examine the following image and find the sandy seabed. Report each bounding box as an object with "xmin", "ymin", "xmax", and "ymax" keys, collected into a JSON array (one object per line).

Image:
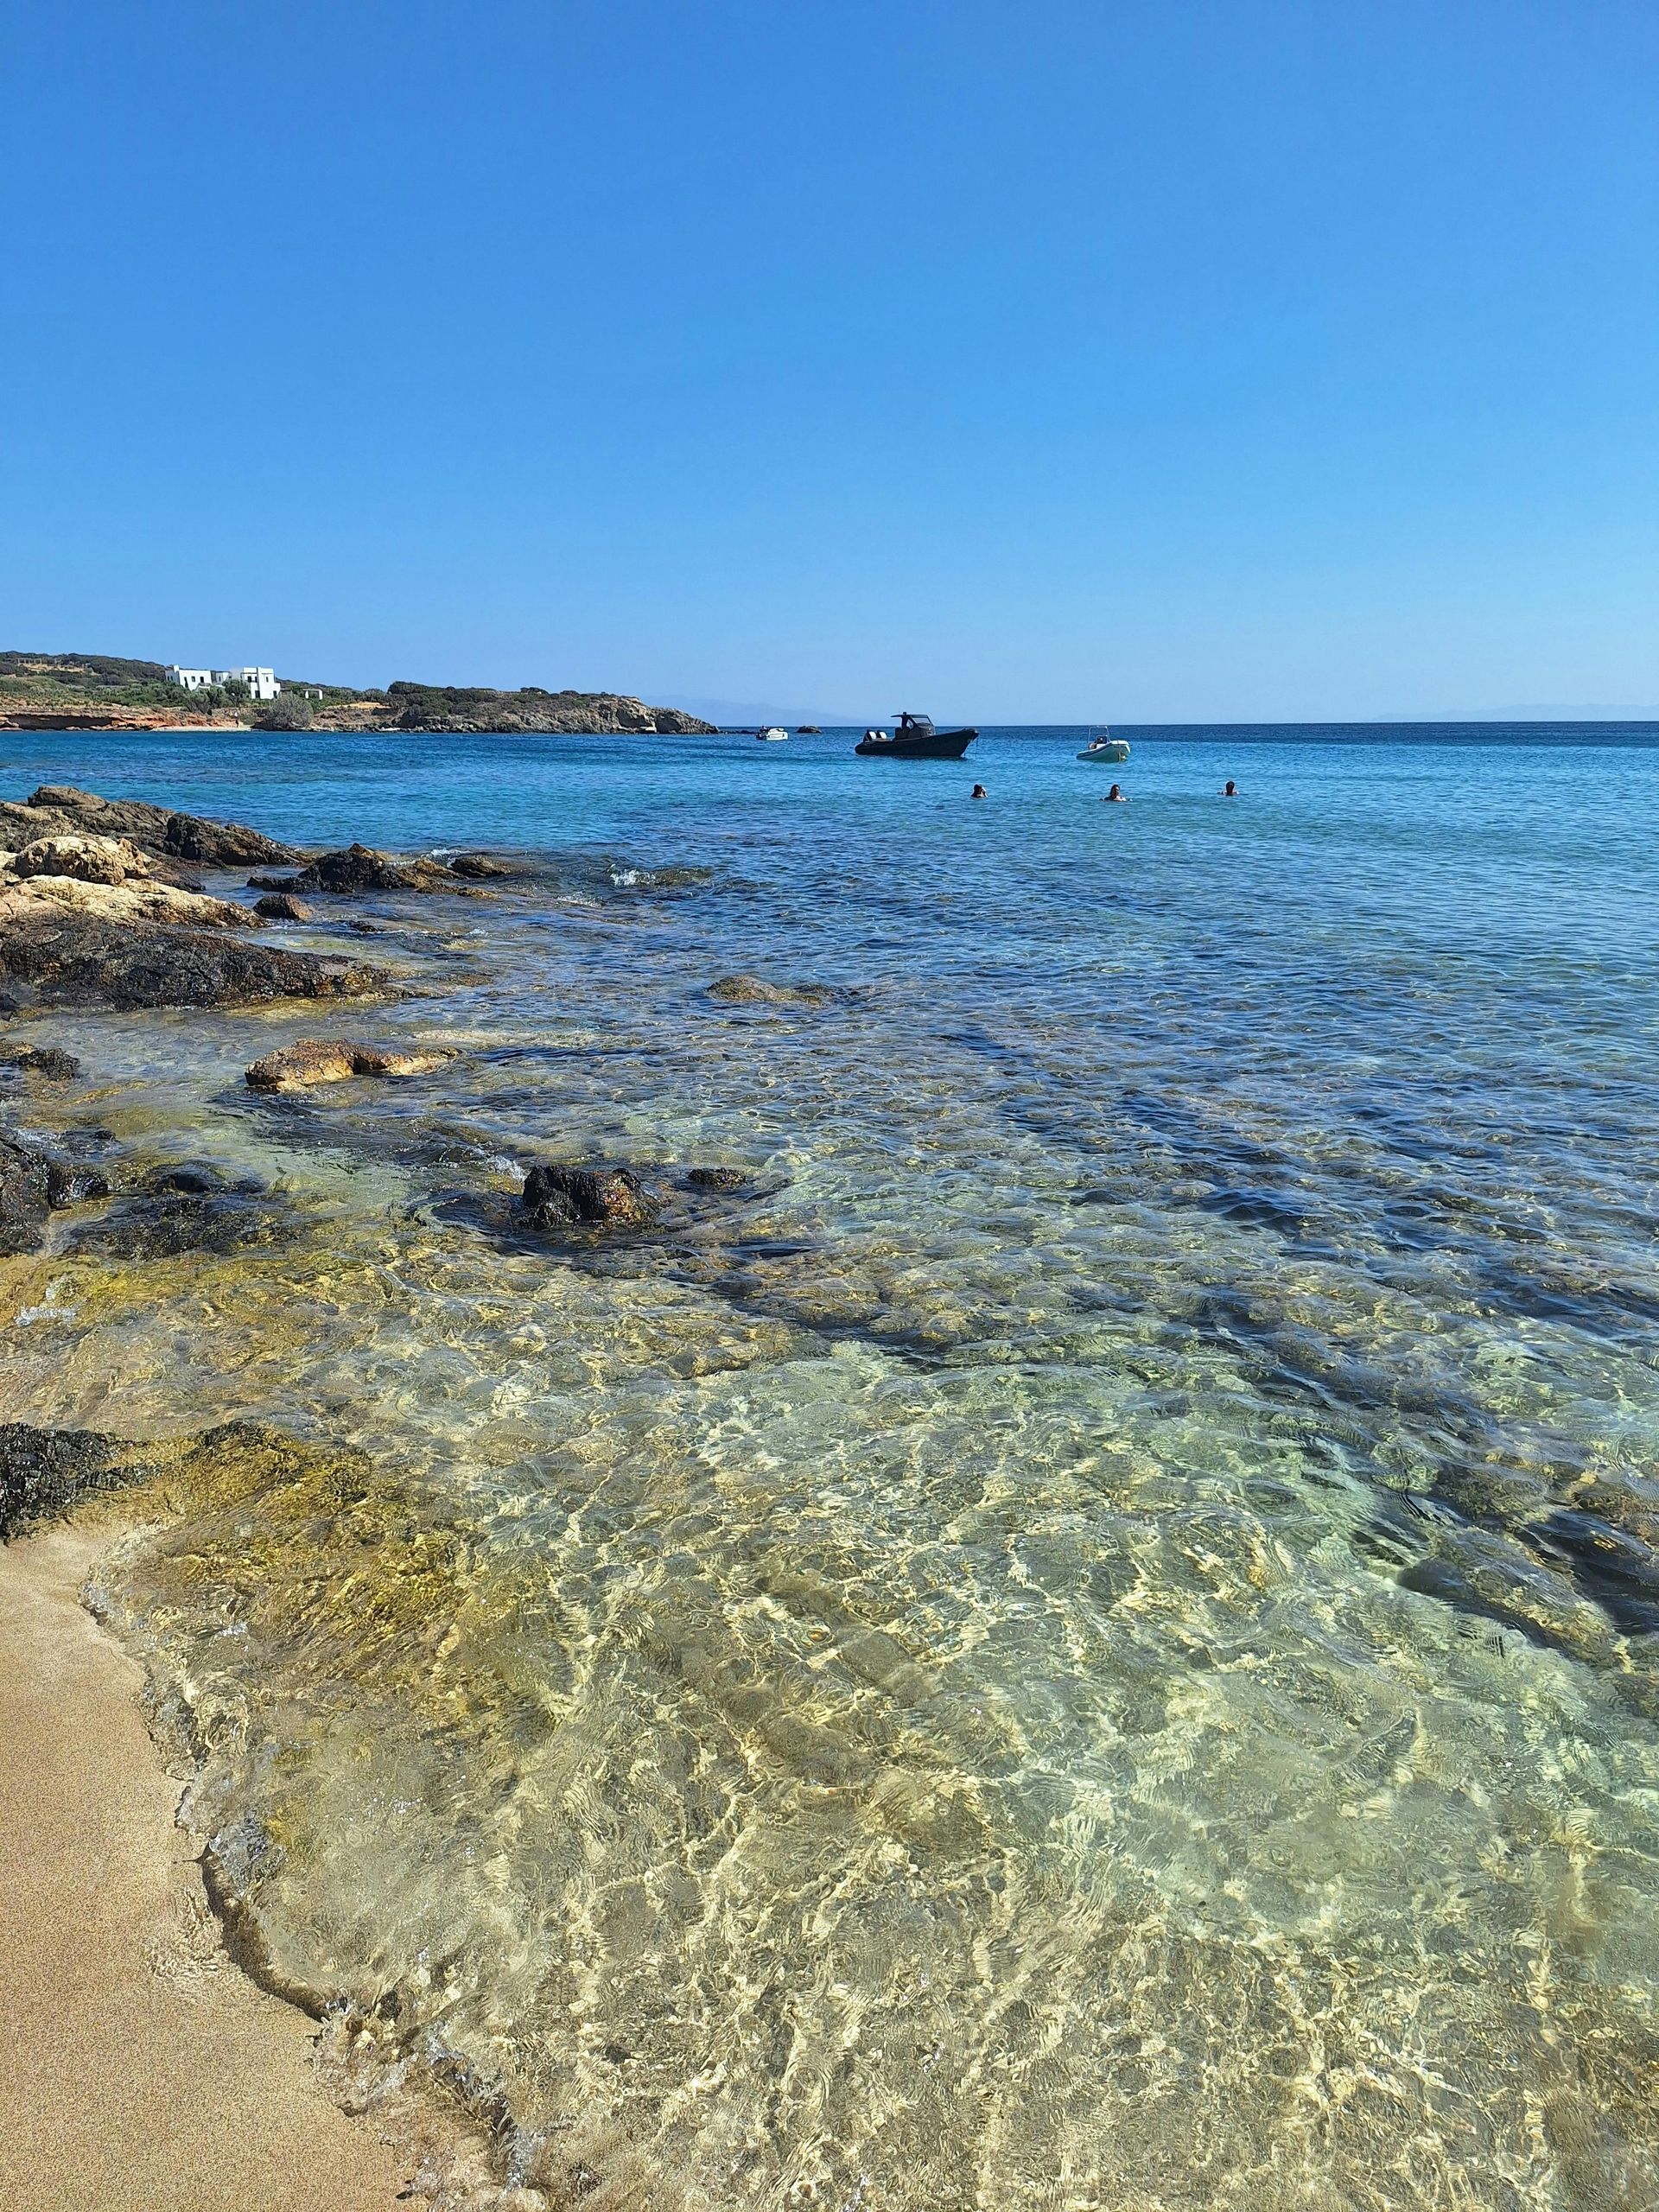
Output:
[{"xmin": 0, "ymin": 1519, "xmax": 414, "ymax": 2212}]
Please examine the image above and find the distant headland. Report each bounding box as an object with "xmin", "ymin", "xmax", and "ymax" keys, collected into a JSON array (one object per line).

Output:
[{"xmin": 0, "ymin": 652, "xmax": 718, "ymax": 735}]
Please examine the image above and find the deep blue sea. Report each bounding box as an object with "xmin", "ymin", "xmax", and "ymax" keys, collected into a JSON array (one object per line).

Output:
[{"xmin": 6, "ymin": 721, "xmax": 1659, "ymax": 2211}]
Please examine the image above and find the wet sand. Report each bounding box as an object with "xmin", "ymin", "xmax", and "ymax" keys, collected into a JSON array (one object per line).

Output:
[{"xmin": 0, "ymin": 1521, "xmax": 415, "ymax": 2212}]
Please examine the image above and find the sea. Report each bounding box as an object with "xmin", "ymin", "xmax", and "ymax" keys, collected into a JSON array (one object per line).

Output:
[{"xmin": 5, "ymin": 721, "xmax": 1659, "ymax": 2211}]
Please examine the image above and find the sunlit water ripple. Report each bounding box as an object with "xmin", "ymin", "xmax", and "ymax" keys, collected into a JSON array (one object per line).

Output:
[{"xmin": 4, "ymin": 723, "xmax": 1659, "ymax": 2209}]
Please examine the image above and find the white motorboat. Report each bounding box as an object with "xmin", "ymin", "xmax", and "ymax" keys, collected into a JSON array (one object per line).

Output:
[
  {"xmin": 757, "ymin": 727, "xmax": 789, "ymax": 741},
  {"xmin": 1077, "ymin": 731, "xmax": 1129, "ymax": 764}
]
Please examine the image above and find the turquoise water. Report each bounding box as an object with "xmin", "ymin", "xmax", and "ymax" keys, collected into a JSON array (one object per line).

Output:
[{"xmin": 6, "ymin": 723, "xmax": 1659, "ymax": 2210}]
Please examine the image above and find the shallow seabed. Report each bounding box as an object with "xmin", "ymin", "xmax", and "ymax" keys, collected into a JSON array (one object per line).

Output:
[{"xmin": 4, "ymin": 725, "xmax": 1659, "ymax": 2209}]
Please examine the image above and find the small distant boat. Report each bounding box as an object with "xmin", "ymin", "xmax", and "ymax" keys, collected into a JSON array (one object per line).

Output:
[
  {"xmin": 855, "ymin": 712, "xmax": 977, "ymax": 760},
  {"xmin": 757, "ymin": 727, "xmax": 789, "ymax": 742},
  {"xmin": 1077, "ymin": 730, "xmax": 1130, "ymax": 764}
]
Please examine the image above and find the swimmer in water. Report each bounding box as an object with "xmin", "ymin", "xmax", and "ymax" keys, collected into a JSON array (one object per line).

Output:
[
  {"xmin": 1221, "ymin": 779, "xmax": 1238, "ymax": 797},
  {"xmin": 971, "ymin": 783, "xmax": 987, "ymax": 799},
  {"xmin": 1103, "ymin": 783, "xmax": 1128, "ymax": 803}
]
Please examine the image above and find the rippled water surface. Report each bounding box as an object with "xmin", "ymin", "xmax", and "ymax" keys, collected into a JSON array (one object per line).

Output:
[{"xmin": 6, "ymin": 724, "xmax": 1659, "ymax": 2209}]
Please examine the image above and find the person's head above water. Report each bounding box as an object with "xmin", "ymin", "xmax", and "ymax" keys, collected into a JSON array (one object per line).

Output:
[
  {"xmin": 971, "ymin": 783, "xmax": 987, "ymax": 799},
  {"xmin": 1222, "ymin": 779, "xmax": 1237, "ymax": 796},
  {"xmin": 1103, "ymin": 783, "xmax": 1128, "ymax": 802}
]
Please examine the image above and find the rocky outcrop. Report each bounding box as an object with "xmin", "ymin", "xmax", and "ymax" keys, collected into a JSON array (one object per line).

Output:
[
  {"xmin": 0, "ymin": 916, "xmax": 386, "ymax": 1011},
  {"xmin": 10, "ymin": 833, "xmax": 150, "ymax": 884},
  {"xmin": 450, "ymin": 854, "xmax": 514, "ymax": 879},
  {"xmin": 385, "ymin": 683, "xmax": 716, "ymax": 735},
  {"xmin": 245, "ymin": 1039, "xmax": 454, "ymax": 1092},
  {"xmin": 0, "ymin": 785, "xmax": 300, "ymax": 868},
  {"xmin": 0, "ymin": 874, "xmax": 258, "ymax": 931},
  {"xmin": 519, "ymin": 1164, "xmax": 657, "ymax": 1231},
  {"xmin": 289, "ymin": 843, "xmax": 457, "ymax": 895},
  {"xmin": 0, "ymin": 1132, "xmax": 111, "ymax": 1255},
  {"xmin": 707, "ymin": 973, "xmax": 835, "ymax": 1007}
]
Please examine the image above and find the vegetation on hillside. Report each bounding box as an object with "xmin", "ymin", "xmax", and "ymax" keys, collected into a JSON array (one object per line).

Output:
[{"xmin": 0, "ymin": 652, "xmax": 715, "ymax": 734}]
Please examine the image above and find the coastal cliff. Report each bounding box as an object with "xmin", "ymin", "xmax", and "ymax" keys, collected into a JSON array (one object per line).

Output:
[{"xmin": 0, "ymin": 653, "xmax": 716, "ymax": 735}]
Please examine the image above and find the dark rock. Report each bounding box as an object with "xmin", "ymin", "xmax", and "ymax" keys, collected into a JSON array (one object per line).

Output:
[
  {"xmin": 2, "ymin": 1044, "xmax": 80, "ymax": 1080},
  {"xmin": 520, "ymin": 1163, "xmax": 657, "ymax": 1231},
  {"xmin": 70, "ymin": 1162, "xmax": 293, "ymax": 1262},
  {"xmin": 707, "ymin": 973, "xmax": 834, "ymax": 1007},
  {"xmin": 0, "ymin": 1423, "xmax": 161, "ymax": 1541},
  {"xmin": 0, "ymin": 918, "xmax": 387, "ymax": 1011},
  {"xmin": 247, "ymin": 873, "xmax": 301, "ymax": 893},
  {"xmin": 290, "ymin": 843, "xmax": 454, "ymax": 895},
  {"xmin": 46, "ymin": 1160, "xmax": 111, "ymax": 1207},
  {"xmin": 162, "ymin": 812, "xmax": 301, "ymax": 866},
  {"xmin": 685, "ymin": 1166, "xmax": 750, "ymax": 1191},
  {"xmin": 3, "ymin": 788, "xmax": 301, "ymax": 867},
  {"xmin": 254, "ymin": 893, "xmax": 313, "ymax": 922},
  {"xmin": 0, "ymin": 1131, "xmax": 106, "ymax": 1255},
  {"xmin": 450, "ymin": 853, "xmax": 514, "ymax": 879}
]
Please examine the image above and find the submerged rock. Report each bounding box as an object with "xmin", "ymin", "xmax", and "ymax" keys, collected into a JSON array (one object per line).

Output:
[
  {"xmin": 684, "ymin": 1166, "xmax": 751, "ymax": 1191},
  {"xmin": 253, "ymin": 892, "xmax": 313, "ymax": 921},
  {"xmin": 519, "ymin": 1163, "xmax": 657, "ymax": 1231},
  {"xmin": 1, "ymin": 1044, "xmax": 80, "ymax": 1080},
  {"xmin": 0, "ymin": 1423, "xmax": 165, "ymax": 1541},
  {"xmin": 449, "ymin": 853, "xmax": 514, "ymax": 879},
  {"xmin": 707, "ymin": 973, "xmax": 835, "ymax": 1007},
  {"xmin": 0, "ymin": 1131, "xmax": 111, "ymax": 1255},
  {"xmin": 0, "ymin": 916, "xmax": 387, "ymax": 1011},
  {"xmin": 245, "ymin": 1038, "xmax": 454, "ymax": 1092},
  {"xmin": 290, "ymin": 843, "xmax": 456, "ymax": 895},
  {"xmin": 69, "ymin": 1162, "xmax": 294, "ymax": 1262}
]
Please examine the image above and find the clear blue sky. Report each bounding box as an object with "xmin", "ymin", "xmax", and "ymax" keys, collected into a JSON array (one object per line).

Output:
[{"xmin": 4, "ymin": 0, "xmax": 1657, "ymax": 721}]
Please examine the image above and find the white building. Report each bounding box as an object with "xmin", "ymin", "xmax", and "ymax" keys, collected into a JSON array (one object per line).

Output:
[{"xmin": 167, "ymin": 664, "xmax": 280, "ymax": 702}]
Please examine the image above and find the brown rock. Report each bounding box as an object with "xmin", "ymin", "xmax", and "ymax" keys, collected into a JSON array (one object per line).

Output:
[
  {"xmin": 254, "ymin": 893, "xmax": 312, "ymax": 922},
  {"xmin": 244, "ymin": 1038, "xmax": 454, "ymax": 1092},
  {"xmin": 27, "ymin": 785, "xmax": 106, "ymax": 811}
]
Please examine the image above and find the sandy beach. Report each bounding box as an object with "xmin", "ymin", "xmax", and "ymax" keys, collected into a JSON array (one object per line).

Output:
[{"xmin": 0, "ymin": 1519, "xmax": 415, "ymax": 2212}]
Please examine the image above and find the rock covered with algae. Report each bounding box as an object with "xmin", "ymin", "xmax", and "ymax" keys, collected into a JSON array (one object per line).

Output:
[
  {"xmin": 706, "ymin": 972, "xmax": 836, "ymax": 1007},
  {"xmin": 518, "ymin": 1162, "xmax": 658, "ymax": 1230},
  {"xmin": 0, "ymin": 1131, "xmax": 110, "ymax": 1255}
]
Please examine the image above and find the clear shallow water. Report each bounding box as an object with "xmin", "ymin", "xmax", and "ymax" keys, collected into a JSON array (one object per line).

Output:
[{"xmin": 5, "ymin": 724, "xmax": 1659, "ymax": 2209}]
